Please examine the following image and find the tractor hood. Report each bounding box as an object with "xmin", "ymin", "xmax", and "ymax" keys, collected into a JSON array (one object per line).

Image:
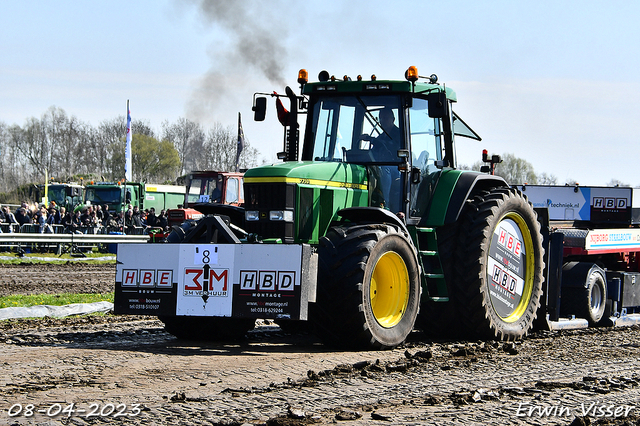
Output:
[{"xmin": 244, "ymin": 161, "xmax": 368, "ymax": 190}]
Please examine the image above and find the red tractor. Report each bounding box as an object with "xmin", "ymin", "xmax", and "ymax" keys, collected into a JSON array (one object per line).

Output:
[{"xmin": 166, "ymin": 171, "xmax": 244, "ymax": 229}]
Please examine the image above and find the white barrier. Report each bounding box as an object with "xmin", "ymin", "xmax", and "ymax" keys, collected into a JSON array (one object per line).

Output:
[{"xmin": 0, "ymin": 233, "xmax": 149, "ymax": 244}]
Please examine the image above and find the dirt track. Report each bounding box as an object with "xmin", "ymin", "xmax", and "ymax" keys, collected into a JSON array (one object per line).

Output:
[{"xmin": 1, "ymin": 263, "xmax": 640, "ymax": 425}]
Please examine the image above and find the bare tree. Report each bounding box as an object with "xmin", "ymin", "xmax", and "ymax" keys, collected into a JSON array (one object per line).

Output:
[
  {"xmin": 201, "ymin": 123, "xmax": 259, "ymax": 172},
  {"xmin": 5, "ymin": 124, "xmax": 31, "ymax": 185},
  {"xmin": 536, "ymin": 172, "xmax": 558, "ymax": 185},
  {"xmin": 48, "ymin": 110, "xmax": 87, "ymax": 178},
  {"xmin": 14, "ymin": 115, "xmax": 51, "ymax": 179},
  {"xmin": 3, "ymin": 107, "xmax": 93, "ymax": 185},
  {"xmin": 162, "ymin": 118, "xmax": 206, "ymax": 174},
  {"xmin": 203, "ymin": 123, "xmax": 235, "ymax": 171},
  {"xmin": 0, "ymin": 121, "xmax": 21, "ymax": 192},
  {"xmin": 607, "ymin": 179, "xmax": 630, "ymax": 187},
  {"xmin": 97, "ymin": 116, "xmax": 127, "ymax": 181},
  {"xmin": 162, "ymin": 118, "xmax": 260, "ymax": 174},
  {"xmin": 493, "ymin": 153, "xmax": 538, "ymax": 185}
]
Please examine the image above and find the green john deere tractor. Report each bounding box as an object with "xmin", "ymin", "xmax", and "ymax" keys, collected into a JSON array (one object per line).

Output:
[{"xmin": 245, "ymin": 66, "xmax": 545, "ymax": 348}]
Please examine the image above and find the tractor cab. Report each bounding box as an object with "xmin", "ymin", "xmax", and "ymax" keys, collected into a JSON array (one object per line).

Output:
[
  {"xmin": 302, "ymin": 91, "xmax": 442, "ymax": 213},
  {"xmin": 296, "ymin": 67, "xmax": 481, "ymax": 218},
  {"xmin": 248, "ymin": 67, "xmax": 483, "ymax": 244}
]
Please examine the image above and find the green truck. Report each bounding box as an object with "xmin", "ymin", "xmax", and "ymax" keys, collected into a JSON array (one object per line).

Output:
[
  {"xmin": 84, "ymin": 182, "xmax": 185, "ymax": 214},
  {"xmin": 36, "ymin": 182, "xmax": 84, "ymax": 212}
]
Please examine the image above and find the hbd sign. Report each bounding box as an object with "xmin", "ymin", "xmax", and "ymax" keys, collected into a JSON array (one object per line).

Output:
[
  {"xmin": 593, "ymin": 197, "xmax": 627, "ymax": 209},
  {"xmin": 492, "ymin": 263, "xmax": 518, "ymax": 295},
  {"xmin": 239, "ymin": 270, "xmax": 296, "ymax": 292},
  {"xmin": 184, "ymin": 264, "xmax": 229, "ymax": 297}
]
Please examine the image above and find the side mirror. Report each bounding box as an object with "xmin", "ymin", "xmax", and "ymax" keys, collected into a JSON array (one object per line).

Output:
[
  {"xmin": 396, "ymin": 149, "xmax": 410, "ymax": 159},
  {"xmin": 411, "ymin": 167, "xmax": 421, "ymax": 184},
  {"xmin": 397, "ymin": 149, "xmax": 410, "ymax": 172},
  {"xmin": 428, "ymin": 92, "xmax": 448, "ymax": 118},
  {"xmin": 253, "ymin": 97, "xmax": 267, "ymax": 121}
]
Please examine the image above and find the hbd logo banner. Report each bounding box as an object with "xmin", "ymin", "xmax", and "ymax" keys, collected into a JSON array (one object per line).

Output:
[{"xmin": 239, "ymin": 270, "xmax": 296, "ymax": 292}]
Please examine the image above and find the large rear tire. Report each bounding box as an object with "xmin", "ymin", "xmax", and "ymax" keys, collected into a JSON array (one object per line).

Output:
[
  {"xmin": 453, "ymin": 187, "xmax": 544, "ymax": 340},
  {"xmin": 311, "ymin": 223, "xmax": 421, "ymax": 349}
]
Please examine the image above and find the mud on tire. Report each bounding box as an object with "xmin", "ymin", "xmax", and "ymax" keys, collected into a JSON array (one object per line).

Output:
[
  {"xmin": 310, "ymin": 223, "xmax": 421, "ymax": 350},
  {"xmin": 453, "ymin": 187, "xmax": 545, "ymax": 340}
]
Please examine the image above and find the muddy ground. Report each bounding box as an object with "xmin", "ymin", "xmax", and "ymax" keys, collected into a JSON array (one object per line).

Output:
[{"xmin": 1, "ymin": 262, "xmax": 640, "ymax": 425}]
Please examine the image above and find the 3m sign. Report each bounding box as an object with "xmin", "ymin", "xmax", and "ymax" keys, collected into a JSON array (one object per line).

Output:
[
  {"xmin": 121, "ymin": 269, "xmax": 173, "ymax": 288},
  {"xmin": 184, "ymin": 265, "xmax": 229, "ymax": 297}
]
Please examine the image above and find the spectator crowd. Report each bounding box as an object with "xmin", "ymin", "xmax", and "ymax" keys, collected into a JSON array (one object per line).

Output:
[{"xmin": 0, "ymin": 201, "xmax": 169, "ymax": 235}]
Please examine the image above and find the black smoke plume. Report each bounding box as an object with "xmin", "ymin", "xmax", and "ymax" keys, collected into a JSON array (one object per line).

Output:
[{"xmin": 185, "ymin": 0, "xmax": 288, "ymax": 122}]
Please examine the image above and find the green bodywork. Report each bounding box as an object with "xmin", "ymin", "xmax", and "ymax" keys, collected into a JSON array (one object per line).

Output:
[
  {"xmin": 247, "ymin": 71, "xmax": 498, "ymax": 302},
  {"xmin": 416, "ymin": 169, "xmax": 465, "ymax": 227},
  {"xmin": 244, "ymin": 161, "xmax": 369, "ymax": 244}
]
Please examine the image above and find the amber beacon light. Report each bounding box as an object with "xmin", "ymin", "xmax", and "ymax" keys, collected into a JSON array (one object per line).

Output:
[
  {"xmin": 405, "ymin": 66, "xmax": 418, "ymax": 82},
  {"xmin": 298, "ymin": 69, "xmax": 308, "ymax": 85}
]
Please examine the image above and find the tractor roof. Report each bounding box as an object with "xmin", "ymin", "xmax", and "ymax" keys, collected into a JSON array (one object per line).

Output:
[{"xmin": 302, "ymin": 75, "xmax": 457, "ymax": 102}]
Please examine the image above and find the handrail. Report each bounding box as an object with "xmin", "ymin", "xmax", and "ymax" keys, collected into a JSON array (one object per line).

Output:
[{"xmin": 0, "ymin": 233, "xmax": 149, "ymax": 244}]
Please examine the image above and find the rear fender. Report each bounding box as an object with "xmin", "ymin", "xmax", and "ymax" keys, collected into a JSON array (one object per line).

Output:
[{"xmin": 421, "ymin": 171, "xmax": 507, "ymax": 227}]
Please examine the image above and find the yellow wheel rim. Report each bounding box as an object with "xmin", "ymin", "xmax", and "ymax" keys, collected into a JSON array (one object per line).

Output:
[
  {"xmin": 493, "ymin": 212, "xmax": 535, "ymax": 323},
  {"xmin": 370, "ymin": 251, "xmax": 410, "ymax": 328}
]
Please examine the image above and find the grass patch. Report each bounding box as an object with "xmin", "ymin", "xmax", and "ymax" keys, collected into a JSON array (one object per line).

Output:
[
  {"xmin": 0, "ymin": 250, "xmax": 116, "ymax": 265},
  {"xmin": 0, "ymin": 293, "xmax": 114, "ymax": 309}
]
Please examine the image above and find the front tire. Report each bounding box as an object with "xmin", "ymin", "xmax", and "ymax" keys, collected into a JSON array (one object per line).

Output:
[
  {"xmin": 311, "ymin": 223, "xmax": 421, "ymax": 349},
  {"xmin": 453, "ymin": 187, "xmax": 544, "ymax": 340}
]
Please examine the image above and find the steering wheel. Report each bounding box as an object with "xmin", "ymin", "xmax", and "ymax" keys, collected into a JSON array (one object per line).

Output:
[{"xmin": 371, "ymin": 138, "xmax": 395, "ymax": 160}]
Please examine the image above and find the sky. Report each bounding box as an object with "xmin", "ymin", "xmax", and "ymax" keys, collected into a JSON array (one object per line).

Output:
[{"xmin": 2, "ymin": 0, "xmax": 640, "ymax": 186}]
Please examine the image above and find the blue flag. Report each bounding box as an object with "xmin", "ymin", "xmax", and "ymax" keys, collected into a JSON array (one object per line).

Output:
[{"xmin": 236, "ymin": 112, "xmax": 244, "ymax": 172}]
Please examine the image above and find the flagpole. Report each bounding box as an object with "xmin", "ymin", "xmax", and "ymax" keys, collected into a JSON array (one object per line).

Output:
[{"xmin": 124, "ymin": 100, "xmax": 129, "ymax": 213}]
